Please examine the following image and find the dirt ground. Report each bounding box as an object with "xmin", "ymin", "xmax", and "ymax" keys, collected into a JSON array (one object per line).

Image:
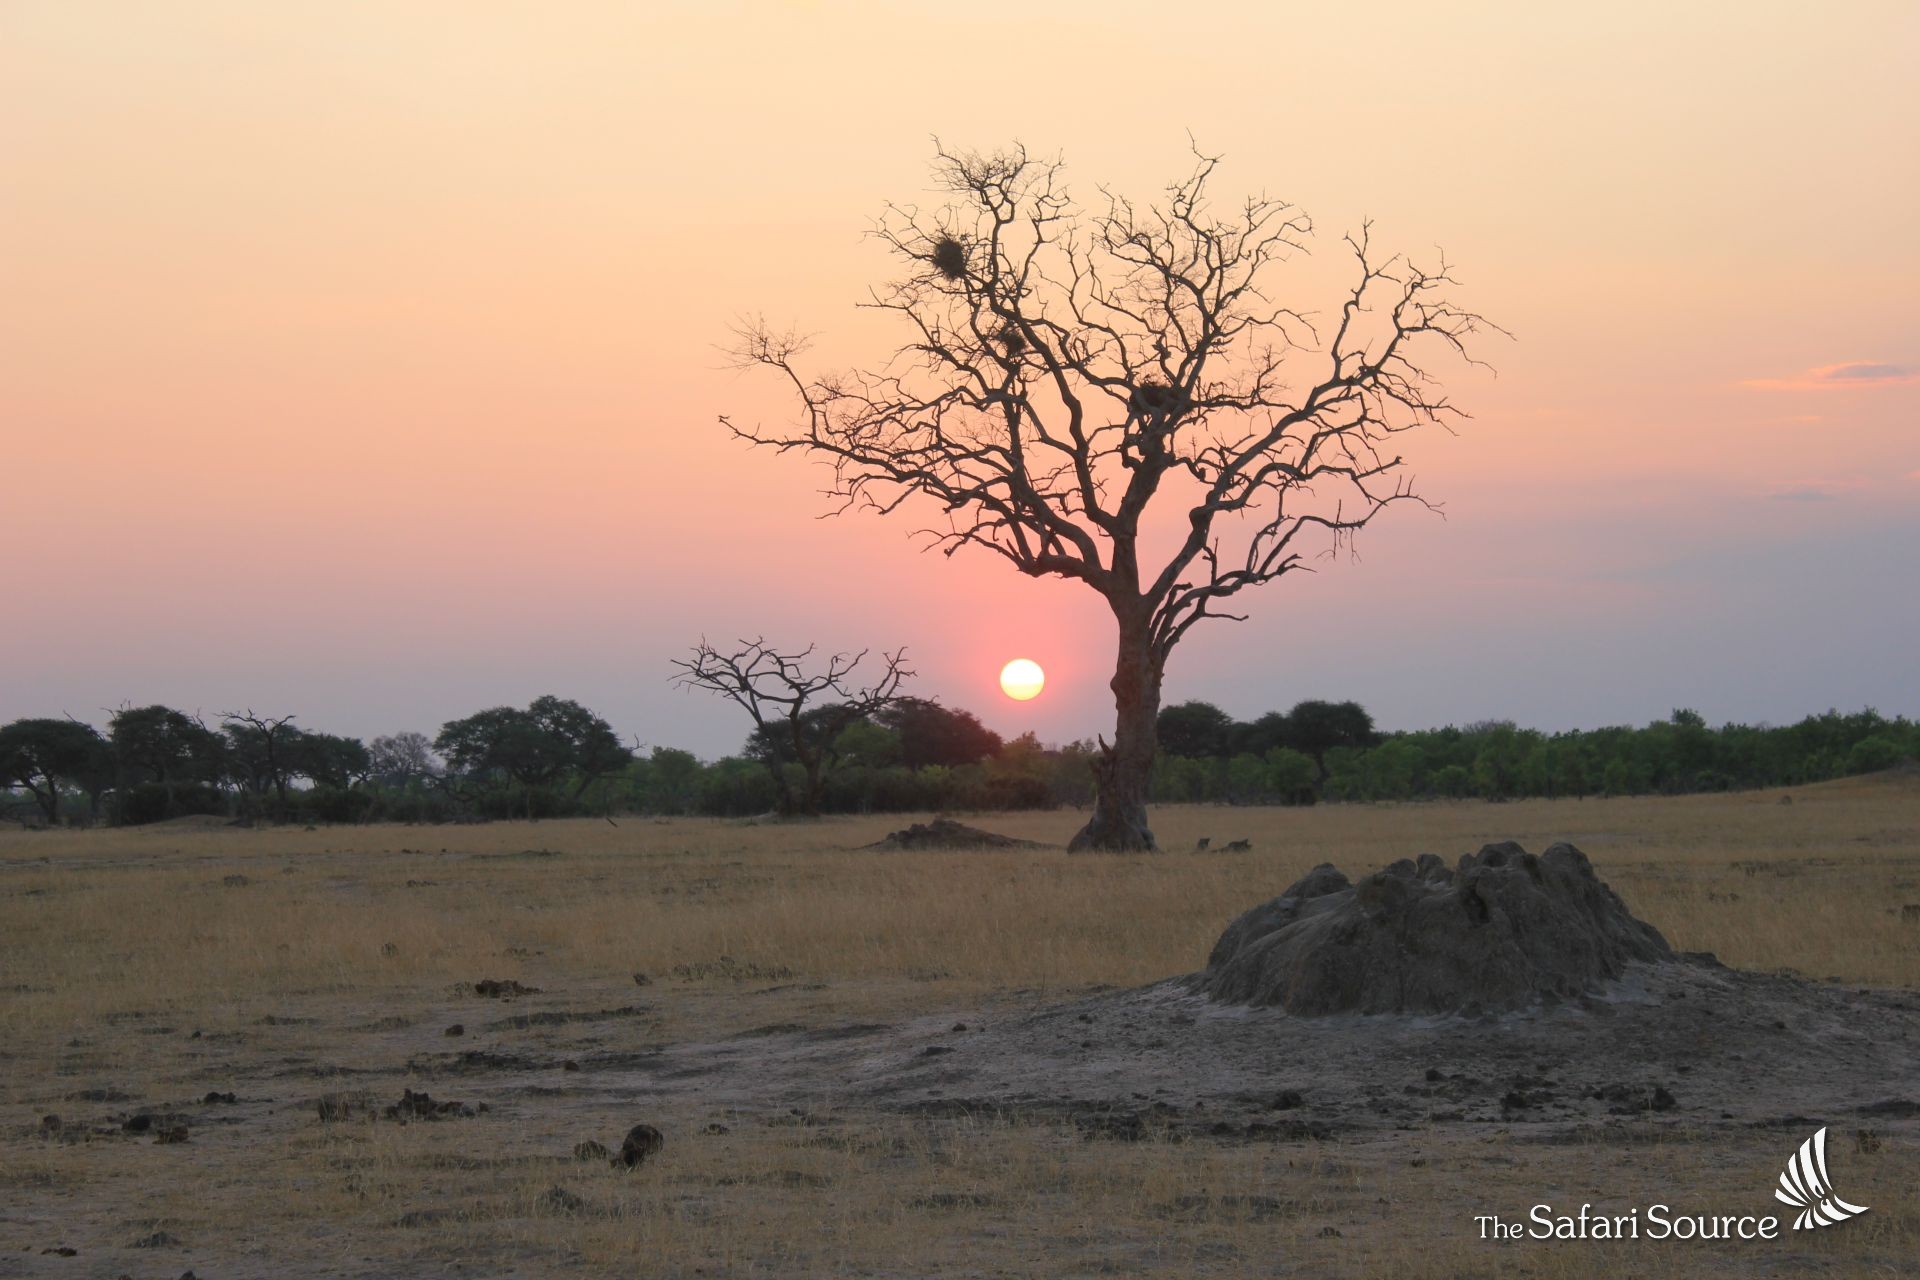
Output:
[{"xmin": 3, "ymin": 777, "xmax": 1917, "ymax": 1278}]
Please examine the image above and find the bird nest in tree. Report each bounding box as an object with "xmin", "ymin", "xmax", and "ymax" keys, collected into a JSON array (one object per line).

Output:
[
  {"xmin": 930, "ymin": 235, "xmax": 967, "ymax": 281},
  {"xmin": 995, "ymin": 324, "xmax": 1026, "ymax": 356},
  {"xmin": 1129, "ymin": 380, "xmax": 1185, "ymax": 416}
]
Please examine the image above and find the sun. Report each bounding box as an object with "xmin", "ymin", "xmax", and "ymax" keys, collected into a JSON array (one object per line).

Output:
[{"xmin": 999, "ymin": 658, "xmax": 1045, "ymax": 701}]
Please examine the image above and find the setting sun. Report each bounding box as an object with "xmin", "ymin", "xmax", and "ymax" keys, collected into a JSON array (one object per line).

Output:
[{"xmin": 999, "ymin": 658, "xmax": 1045, "ymax": 702}]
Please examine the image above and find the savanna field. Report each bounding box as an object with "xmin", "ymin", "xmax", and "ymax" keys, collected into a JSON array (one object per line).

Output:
[
  {"xmin": 9, "ymin": 5, "xmax": 1918, "ymax": 1280},
  {"xmin": 3, "ymin": 774, "xmax": 1917, "ymax": 1278}
]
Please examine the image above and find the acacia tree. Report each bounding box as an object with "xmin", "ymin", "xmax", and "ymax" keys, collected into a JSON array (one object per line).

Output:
[
  {"xmin": 435, "ymin": 696, "xmax": 629, "ymax": 806},
  {"xmin": 109, "ymin": 704, "xmax": 225, "ymax": 807},
  {"xmin": 0, "ymin": 718, "xmax": 110, "ymax": 824},
  {"xmin": 1282, "ymin": 698, "xmax": 1379, "ymax": 787},
  {"xmin": 288, "ymin": 731, "xmax": 373, "ymax": 791},
  {"xmin": 877, "ymin": 697, "xmax": 1003, "ymax": 768},
  {"xmin": 1156, "ymin": 701, "xmax": 1237, "ymax": 759},
  {"xmin": 723, "ymin": 144, "xmax": 1493, "ymax": 850},
  {"xmin": 672, "ymin": 638, "xmax": 910, "ymax": 817}
]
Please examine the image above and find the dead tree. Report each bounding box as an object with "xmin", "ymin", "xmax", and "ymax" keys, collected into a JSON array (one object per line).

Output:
[
  {"xmin": 722, "ymin": 144, "xmax": 1496, "ymax": 850},
  {"xmin": 671, "ymin": 638, "xmax": 911, "ymax": 816},
  {"xmin": 220, "ymin": 709, "xmax": 298, "ymax": 817}
]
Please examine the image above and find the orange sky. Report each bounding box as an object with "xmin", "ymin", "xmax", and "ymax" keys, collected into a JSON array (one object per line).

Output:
[{"xmin": 3, "ymin": 2, "xmax": 1916, "ymax": 754}]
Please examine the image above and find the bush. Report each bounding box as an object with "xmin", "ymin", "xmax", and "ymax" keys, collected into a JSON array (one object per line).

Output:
[
  {"xmin": 1600, "ymin": 759, "xmax": 1647, "ymax": 796},
  {"xmin": 979, "ymin": 771, "xmax": 1053, "ymax": 811},
  {"xmin": 109, "ymin": 783, "xmax": 226, "ymax": 826},
  {"xmin": 1150, "ymin": 754, "xmax": 1210, "ymax": 803},
  {"xmin": 475, "ymin": 785, "xmax": 570, "ymax": 821},
  {"xmin": 1846, "ymin": 735, "xmax": 1906, "ymax": 775},
  {"xmin": 367, "ymin": 787, "xmax": 458, "ymax": 824},
  {"xmin": 1264, "ymin": 748, "xmax": 1318, "ymax": 805},
  {"xmin": 297, "ymin": 786, "xmax": 376, "ymax": 824},
  {"xmin": 1431, "ymin": 764, "xmax": 1472, "ymax": 800},
  {"xmin": 697, "ymin": 758, "xmax": 782, "ymax": 817}
]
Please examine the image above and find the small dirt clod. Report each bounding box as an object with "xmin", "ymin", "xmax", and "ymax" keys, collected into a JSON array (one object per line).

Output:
[{"xmin": 613, "ymin": 1123, "xmax": 664, "ymax": 1169}]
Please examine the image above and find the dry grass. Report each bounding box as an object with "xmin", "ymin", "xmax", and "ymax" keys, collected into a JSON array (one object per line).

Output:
[
  {"xmin": 4, "ymin": 774, "xmax": 1916, "ymax": 1036},
  {"xmin": 10, "ymin": 1100, "xmax": 1915, "ymax": 1277},
  {"xmin": 3, "ymin": 773, "xmax": 1916, "ymax": 1277}
]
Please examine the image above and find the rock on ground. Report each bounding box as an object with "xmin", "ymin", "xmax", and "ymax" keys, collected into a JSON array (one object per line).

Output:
[{"xmin": 863, "ymin": 818, "xmax": 1048, "ymax": 851}]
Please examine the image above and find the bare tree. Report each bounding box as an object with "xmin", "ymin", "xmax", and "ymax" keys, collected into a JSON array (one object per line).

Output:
[
  {"xmin": 671, "ymin": 638, "xmax": 911, "ymax": 817},
  {"xmin": 221, "ymin": 709, "xmax": 298, "ymax": 815},
  {"xmin": 368, "ymin": 731, "xmax": 440, "ymax": 786},
  {"xmin": 722, "ymin": 144, "xmax": 1496, "ymax": 850}
]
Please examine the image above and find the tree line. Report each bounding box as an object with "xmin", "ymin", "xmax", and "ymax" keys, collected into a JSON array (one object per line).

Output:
[
  {"xmin": 0, "ymin": 700, "xmax": 631, "ymax": 827},
  {"xmin": 1146, "ymin": 702, "xmax": 1916, "ymax": 804},
  {"xmin": 2, "ymin": 694, "xmax": 1910, "ymax": 828},
  {"xmin": 0, "ymin": 693, "xmax": 1065, "ymax": 826}
]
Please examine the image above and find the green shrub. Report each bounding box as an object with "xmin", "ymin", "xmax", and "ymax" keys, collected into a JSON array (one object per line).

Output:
[{"xmin": 1846, "ymin": 735, "xmax": 1906, "ymax": 775}]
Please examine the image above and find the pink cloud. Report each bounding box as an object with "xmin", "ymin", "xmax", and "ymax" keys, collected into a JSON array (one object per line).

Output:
[
  {"xmin": 1764, "ymin": 484, "xmax": 1849, "ymax": 502},
  {"xmin": 1744, "ymin": 361, "xmax": 1920, "ymax": 390}
]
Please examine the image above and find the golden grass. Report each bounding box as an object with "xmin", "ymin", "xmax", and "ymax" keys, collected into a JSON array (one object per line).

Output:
[
  {"xmin": 3, "ymin": 775, "xmax": 1916, "ymax": 1277},
  {"xmin": 3, "ymin": 774, "xmax": 1916, "ymax": 1039}
]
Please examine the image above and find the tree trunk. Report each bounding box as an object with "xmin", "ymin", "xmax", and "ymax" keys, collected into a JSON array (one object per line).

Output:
[
  {"xmin": 798, "ymin": 755, "xmax": 826, "ymax": 817},
  {"xmin": 1069, "ymin": 610, "xmax": 1162, "ymax": 852}
]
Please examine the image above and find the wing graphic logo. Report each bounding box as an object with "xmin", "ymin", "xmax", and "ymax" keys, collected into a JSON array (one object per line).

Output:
[{"xmin": 1774, "ymin": 1127, "xmax": 1869, "ymax": 1230}]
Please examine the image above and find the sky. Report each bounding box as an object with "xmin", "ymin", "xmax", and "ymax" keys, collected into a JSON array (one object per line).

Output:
[{"xmin": 2, "ymin": 1, "xmax": 1916, "ymax": 759}]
